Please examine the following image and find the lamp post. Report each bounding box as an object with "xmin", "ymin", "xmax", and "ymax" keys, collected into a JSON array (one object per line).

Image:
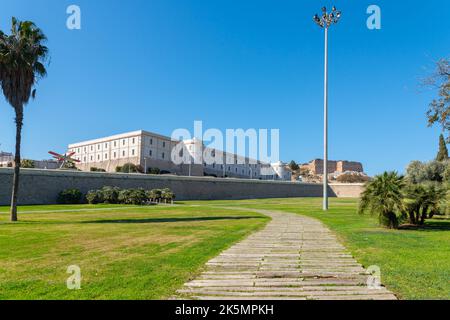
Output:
[{"xmin": 313, "ymin": 6, "xmax": 341, "ymax": 211}]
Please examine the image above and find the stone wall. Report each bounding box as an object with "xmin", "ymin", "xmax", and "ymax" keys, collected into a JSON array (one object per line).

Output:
[
  {"xmin": 329, "ymin": 183, "xmax": 365, "ymax": 198},
  {"xmin": 0, "ymin": 168, "xmax": 364, "ymax": 205}
]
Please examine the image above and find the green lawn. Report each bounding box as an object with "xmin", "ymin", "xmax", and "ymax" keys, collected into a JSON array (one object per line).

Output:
[
  {"xmin": 187, "ymin": 198, "xmax": 450, "ymax": 300},
  {"xmin": 0, "ymin": 204, "xmax": 268, "ymax": 299},
  {"xmin": 1, "ymin": 199, "xmax": 449, "ymax": 300}
]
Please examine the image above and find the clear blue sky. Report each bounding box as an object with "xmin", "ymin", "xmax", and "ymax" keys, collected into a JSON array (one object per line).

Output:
[{"xmin": 0, "ymin": 0, "xmax": 449, "ymax": 175}]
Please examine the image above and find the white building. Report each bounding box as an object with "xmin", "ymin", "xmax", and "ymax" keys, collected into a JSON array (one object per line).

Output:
[
  {"xmin": 0, "ymin": 151, "xmax": 13, "ymax": 167},
  {"xmin": 68, "ymin": 130, "xmax": 291, "ymax": 181}
]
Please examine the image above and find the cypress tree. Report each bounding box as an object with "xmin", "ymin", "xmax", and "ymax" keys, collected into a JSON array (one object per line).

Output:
[{"xmin": 436, "ymin": 134, "xmax": 449, "ymax": 161}]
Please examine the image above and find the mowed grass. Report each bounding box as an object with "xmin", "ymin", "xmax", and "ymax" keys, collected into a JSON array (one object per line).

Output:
[
  {"xmin": 0, "ymin": 204, "xmax": 269, "ymax": 300},
  {"xmin": 186, "ymin": 198, "xmax": 450, "ymax": 300}
]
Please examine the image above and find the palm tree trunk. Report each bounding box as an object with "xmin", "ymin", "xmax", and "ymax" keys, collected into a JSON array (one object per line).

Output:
[{"xmin": 10, "ymin": 108, "xmax": 23, "ymax": 222}]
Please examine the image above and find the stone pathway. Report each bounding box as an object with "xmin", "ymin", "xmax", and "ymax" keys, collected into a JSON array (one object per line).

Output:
[{"xmin": 177, "ymin": 209, "xmax": 397, "ymax": 300}]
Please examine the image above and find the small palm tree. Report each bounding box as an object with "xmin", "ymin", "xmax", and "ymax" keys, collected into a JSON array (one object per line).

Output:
[
  {"xmin": 359, "ymin": 172, "xmax": 405, "ymax": 229},
  {"xmin": 0, "ymin": 18, "xmax": 48, "ymax": 221}
]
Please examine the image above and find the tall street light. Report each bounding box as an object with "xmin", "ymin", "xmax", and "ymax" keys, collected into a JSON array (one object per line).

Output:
[{"xmin": 313, "ymin": 6, "xmax": 341, "ymax": 211}]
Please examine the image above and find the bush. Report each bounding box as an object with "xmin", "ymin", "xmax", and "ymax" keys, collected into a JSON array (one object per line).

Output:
[
  {"xmin": 101, "ymin": 186, "xmax": 121, "ymax": 204},
  {"xmin": 120, "ymin": 163, "xmax": 143, "ymax": 174},
  {"xmin": 147, "ymin": 189, "xmax": 162, "ymax": 202},
  {"xmin": 161, "ymin": 188, "xmax": 175, "ymax": 203},
  {"xmin": 58, "ymin": 189, "xmax": 83, "ymax": 204},
  {"xmin": 21, "ymin": 159, "xmax": 35, "ymax": 168},
  {"xmin": 115, "ymin": 166, "xmax": 122, "ymax": 173},
  {"xmin": 86, "ymin": 189, "xmax": 104, "ymax": 204},
  {"xmin": 118, "ymin": 188, "xmax": 147, "ymax": 205},
  {"xmin": 147, "ymin": 167, "xmax": 161, "ymax": 175},
  {"xmin": 336, "ymin": 172, "xmax": 370, "ymax": 183},
  {"xmin": 406, "ymin": 160, "xmax": 448, "ymax": 184},
  {"xmin": 403, "ymin": 182, "xmax": 447, "ymax": 225},
  {"xmin": 90, "ymin": 167, "xmax": 106, "ymax": 172}
]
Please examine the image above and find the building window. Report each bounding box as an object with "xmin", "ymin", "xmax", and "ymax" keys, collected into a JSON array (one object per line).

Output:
[
  {"xmin": 123, "ymin": 140, "xmax": 126, "ymax": 146},
  {"xmin": 91, "ymin": 146, "xmax": 93, "ymax": 151},
  {"xmin": 97, "ymin": 155, "xmax": 100, "ymax": 160},
  {"xmin": 114, "ymin": 141, "xmax": 116, "ymax": 147},
  {"xmin": 213, "ymin": 164, "xmax": 215, "ymax": 169},
  {"xmin": 122, "ymin": 151, "xmax": 125, "ymax": 157},
  {"xmin": 162, "ymin": 152, "xmax": 165, "ymax": 159},
  {"xmin": 132, "ymin": 138, "xmax": 135, "ymax": 144},
  {"xmin": 83, "ymin": 157, "xmax": 86, "ymax": 162},
  {"xmin": 163, "ymin": 142, "xmax": 166, "ymax": 148},
  {"xmin": 114, "ymin": 152, "xmax": 116, "ymax": 158},
  {"xmin": 132, "ymin": 149, "xmax": 135, "ymax": 156},
  {"xmin": 149, "ymin": 150, "xmax": 152, "ymax": 157},
  {"xmin": 105, "ymin": 153, "xmax": 108, "ymax": 160},
  {"xmin": 90, "ymin": 156, "xmax": 93, "ymax": 161},
  {"xmin": 150, "ymin": 138, "xmax": 153, "ymax": 145}
]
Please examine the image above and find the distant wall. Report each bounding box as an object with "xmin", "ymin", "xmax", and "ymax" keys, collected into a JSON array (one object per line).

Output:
[
  {"xmin": 0, "ymin": 168, "xmax": 363, "ymax": 206},
  {"xmin": 329, "ymin": 183, "xmax": 365, "ymax": 198}
]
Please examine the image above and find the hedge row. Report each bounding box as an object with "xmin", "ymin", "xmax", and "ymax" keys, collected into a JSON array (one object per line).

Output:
[{"xmin": 57, "ymin": 187, "xmax": 175, "ymax": 205}]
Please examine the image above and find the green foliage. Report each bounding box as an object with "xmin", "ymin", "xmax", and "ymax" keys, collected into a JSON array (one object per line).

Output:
[
  {"xmin": 86, "ymin": 190, "xmax": 104, "ymax": 205},
  {"xmin": 425, "ymin": 59, "xmax": 449, "ymax": 143},
  {"xmin": 406, "ymin": 160, "xmax": 448, "ymax": 183},
  {"xmin": 288, "ymin": 161, "xmax": 300, "ymax": 171},
  {"xmin": 57, "ymin": 189, "xmax": 83, "ymax": 204},
  {"xmin": 359, "ymin": 172, "xmax": 405, "ymax": 229},
  {"xmin": 147, "ymin": 167, "xmax": 161, "ymax": 175},
  {"xmin": 120, "ymin": 163, "xmax": 143, "ymax": 174},
  {"xmin": 0, "ymin": 18, "xmax": 49, "ymax": 221},
  {"xmin": 115, "ymin": 166, "xmax": 122, "ymax": 173},
  {"xmin": 161, "ymin": 188, "xmax": 175, "ymax": 203},
  {"xmin": 20, "ymin": 159, "xmax": 35, "ymax": 168},
  {"xmin": 147, "ymin": 189, "xmax": 163, "ymax": 202},
  {"xmin": 118, "ymin": 188, "xmax": 147, "ymax": 205},
  {"xmin": 403, "ymin": 183, "xmax": 447, "ymax": 225},
  {"xmin": 100, "ymin": 186, "xmax": 121, "ymax": 204},
  {"xmin": 90, "ymin": 167, "xmax": 106, "ymax": 172},
  {"xmin": 436, "ymin": 134, "xmax": 449, "ymax": 161}
]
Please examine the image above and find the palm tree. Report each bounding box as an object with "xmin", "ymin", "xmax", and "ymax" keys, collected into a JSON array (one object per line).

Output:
[
  {"xmin": 359, "ymin": 172, "xmax": 405, "ymax": 229},
  {"xmin": 0, "ymin": 18, "xmax": 48, "ymax": 221}
]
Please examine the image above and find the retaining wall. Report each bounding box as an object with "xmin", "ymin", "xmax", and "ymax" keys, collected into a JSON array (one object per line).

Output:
[{"xmin": 0, "ymin": 168, "xmax": 363, "ymax": 205}]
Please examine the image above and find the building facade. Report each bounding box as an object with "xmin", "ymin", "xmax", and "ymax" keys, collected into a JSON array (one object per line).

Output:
[
  {"xmin": 0, "ymin": 151, "xmax": 13, "ymax": 167},
  {"xmin": 68, "ymin": 130, "xmax": 291, "ymax": 181}
]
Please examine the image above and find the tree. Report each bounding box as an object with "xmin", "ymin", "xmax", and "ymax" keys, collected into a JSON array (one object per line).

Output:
[
  {"xmin": 288, "ymin": 160, "xmax": 300, "ymax": 171},
  {"xmin": 20, "ymin": 159, "xmax": 35, "ymax": 168},
  {"xmin": 424, "ymin": 58, "xmax": 449, "ymax": 142},
  {"xmin": 403, "ymin": 183, "xmax": 447, "ymax": 225},
  {"xmin": 0, "ymin": 18, "xmax": 48, "ymax": 221},
  {"xmin": 358, "ymin": 172, "xmax": 405, "ymax": 229},
  {"xmin": 436, "ymin": 134, "xmax": 449, "ymax": 161}
]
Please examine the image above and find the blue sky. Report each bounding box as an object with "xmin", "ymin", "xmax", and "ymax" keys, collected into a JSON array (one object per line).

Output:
[{"xmin": 0, "ymin": 0, "xmax": 449, "ymax": 175}]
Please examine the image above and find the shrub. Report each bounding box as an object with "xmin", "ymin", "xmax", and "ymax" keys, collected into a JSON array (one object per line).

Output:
[
  {"xmin": 21, "ymin": 159, "xmax": 35, "ymax": 168},
  {"xmin": 58, "ymin": 189, "xmax": 83, "ymax": 204},
  {"xmin": 406, "ymin": 160, "xmax": 448, "ymax": 184},
  {"xmin": 161, "ymin": 188, "xmax": 175, "ymax": 203},
  {"xmin": 359, "ymin": 172, "xmax": 405, "ymax": 229},
  {"xmin": 101, "ymin": 186, "xmax": 121, "ymax": 204},
  {"xmin": 118, "ymin": 188, "xmax": 147, "ymax": 205},
  {"xmin": 90, "ymin": 167, "xmax": 106, "ymax": 172},
  {"xmin": 403, "ymin": 182, "xmax": 447, "ymax": 225},
  {"xmin": 336, "ymin": 172, "xmax": 370, "ymax": 183},
  {"xmin": 115, "ymin": 166, "xmax": 122, "ymax": 173},
  {"xmin": 120, "ymin": 163, "xmax": 143, "ymax": 174},
  {"xmin": 148, "ymin": 189, "xmax": 163, "ymax": 203},
  {"xmin": 147, "ymin": 167, "xmax": 161, "ymax": 175},
  {"xmin": 86, "ymin": 190, "xmax": 104, "ymax": 204}
]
